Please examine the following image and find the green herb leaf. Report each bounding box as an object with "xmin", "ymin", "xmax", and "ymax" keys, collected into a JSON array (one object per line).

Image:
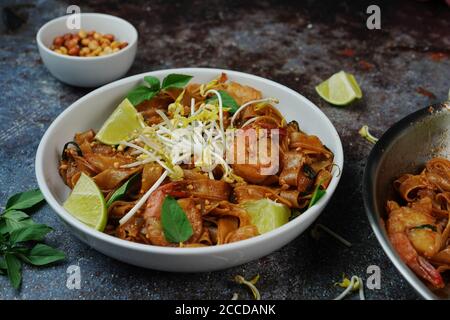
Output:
[
  {"xmin": 0, "ymin": 258, "xmax": 6, "ymax": 275},
  {"xmin": 18, "ymin": 244, "xmax": 65, "ymax": 266},
  {"xmin": 106, "ymin": 174, "xmax": 140, "ymax": 207},
  {"xmin": 9, "ymin": 224, "xmax": 52, "ymax": 244},
  {"xmin": 1, "ymin": 210, "xmax": 35, "ymax": 233},
  {"xmin": 144, "ymin": 76, "xmax": 161, "ymax": 91},
  {"xmin": 5, "ymin": 217, "xmax": 35, "ymax": 233},
  {"xmin": 126, "ymin": 86, "xmax": 158, "ymax": 106},
  {"xmin": 5, "ymin": 189, "xmax": 44, "ymax": 212},
  {"xmin": 308, "ymin": 184, "xmax": 326, "ymax": 209},
  {"xmin": 3, "ymin": 210, "xmax": 29, "ymax": 220},
  {"xmin": 161, "ymin": 74, "xmax": 193, "ymax": 90},
  {"xmin": 411, "ymin": 224, "xmax": 437, "ymax": 232},
  {"xmin": 161, "ymin": 196, "xmax": 193, "ymax": 243},
  {"xmin": 5, "ymin": 253, "xmax": 21, "ymax": 289},
  {"xmin": 206, "ymin": 90, "xmax": 240, "ymax": 114}
]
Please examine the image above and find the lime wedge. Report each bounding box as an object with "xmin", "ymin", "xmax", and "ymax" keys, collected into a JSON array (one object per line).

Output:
[
  {"xmin": 242, "ymin": 199, "xmax": 291, "ymax": 234},
  {"xmin": 95, "ymin": 98, "xmax": 145, "ymax": 145},
  {"xmin": 315, "ymin": 71, "xmax": 362, "ymax": 106},
  {"xmin": 63, "ymin": 173, "xmax": 107, "ymax": 231}
]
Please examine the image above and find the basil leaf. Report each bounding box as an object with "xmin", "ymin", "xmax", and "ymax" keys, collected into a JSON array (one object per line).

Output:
[
  {"xmin": 5, "ymin": 253, "xmax": 21, "ymax": 289},
  {"xmin": 161, "ymin": 196, "xmax": 193, "ymax": 243},
  {"xmin": 127, "ymin": 86, "xmax": 157, "ymax": 106},
  {"xmin": 9, "ymin": 224, "xmax": 52, "ymax": 244},
  {"xmin": 411, "ymin": 224, "xmax": 437, "ymax": 232},
  {"xmin": 161, "ymin": 74, "xmax": 193, "ymax": 90},
  {"xmin": 144, "ymin": 76, "xmax": 161, "ymax": 91},
  {"xmin": 0, "ymin": 220, "xmax": 8, "ymax": 234},
  {"xmin": 5, "ymin": 189, "xmax": 44, "ymax": 212},
  {"xmin": 18, "ymin": 244, "xmax": 65, "ymax": 266},
  {"xmin": 308, "ymin": 185, "xmax": 326, "ymax": 209},
  {"xmin": 1, "ymin": 210, "xmax": 35, "ymax": 233},
  {"xmin": 106, "ymin": 174, "xmax": 140, "ymax": 207},
  {"xmin": 6, "ymin": 217, "xmax": 35, "ymax": 233},
  {"xmin": 3, "ymin": 210, "xmax": 29, "ymax": 220},
  {"xmin": 206, "ymin": 90, "xmax": 240, "ymax": 114}
]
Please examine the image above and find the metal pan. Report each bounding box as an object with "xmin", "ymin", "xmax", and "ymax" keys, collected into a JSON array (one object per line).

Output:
[{"xmin": 363, "ymin": 102, "xmax": 450, "ymax": 300}]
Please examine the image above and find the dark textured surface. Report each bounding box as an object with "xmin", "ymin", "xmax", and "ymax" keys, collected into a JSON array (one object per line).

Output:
[{"xmin": 0, "ymin": 0, "xmax": 449, "ymax": 300}]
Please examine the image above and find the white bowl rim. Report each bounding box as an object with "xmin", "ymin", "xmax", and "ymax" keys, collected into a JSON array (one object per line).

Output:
[
  {"xmin": 35, "ymin": 67, "xmax": 344, "ymax": 256},
  {"xmin": 36, "ymin": 12, "xmax": 138, "ymax": 61}
]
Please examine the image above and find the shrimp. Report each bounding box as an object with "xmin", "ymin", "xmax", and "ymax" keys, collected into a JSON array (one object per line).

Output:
[
  {"xmin": 142, "ymin": 182, "xmax": 202, "ymax": 246},
  {"xmin": 386, "ymin": 200, "xmax": 444, "ymax": 288}
]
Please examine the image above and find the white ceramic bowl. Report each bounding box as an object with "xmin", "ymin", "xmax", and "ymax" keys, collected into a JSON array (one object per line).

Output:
[
  {"xmin": 36, "ymin": 13, "xmax": 138, "ymax": 87},
  {"xmin": 35, "ymin": 68, "xmax": 344, "ymax": 272}
]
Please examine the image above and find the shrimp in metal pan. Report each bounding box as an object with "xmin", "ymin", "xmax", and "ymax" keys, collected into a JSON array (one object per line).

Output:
[{"xmin": 386, "ymin": 200, "xmax": 444, "ymax": 288}]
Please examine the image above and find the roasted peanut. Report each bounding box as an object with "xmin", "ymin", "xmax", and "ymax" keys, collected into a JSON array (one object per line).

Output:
[
  {"xmin": 78, "ymin": 29, "xmax": 87, "ymax": 39},
  {"xmin": 53, "ymin": 36, "xmax": 64, "ymax": 46},
  {"xmin": 68, "ymin": 46, "xmax": 80, "ymax": 56},
  {"xmin": 59, "ymin": 46, "xmax": 68, "ymax": 54},
  {"xmin": 104, "ymin": 34, "xmax": 115, "ymax": 42},
  {"xmin": 52, "ymin": 31, "xmax": 127, "ymax": 57},
  {"xmin": 88, "ymin": 40, "xmax": 99, "ymax": 50}
]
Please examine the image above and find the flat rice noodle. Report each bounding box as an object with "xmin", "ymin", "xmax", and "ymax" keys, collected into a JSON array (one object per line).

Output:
[
  {"xmin": 93, "ymin": 167, "xmax": 141, "ymax": 192},
  {"xmin": 91, "ymin": 143, "xmax": 115, "ymax": 155},
  {"xmin": 279, "ymin": 151, "xmax": 312, "ymax": 192},
  {"xmin": 140, "ymin": 163, "xmax": 164, "ymax": 194},
  {"xmin": 426, "ymin": 157, "xmax": 450, "ymax": 180},
  {"xmin": 432, "ymin": 247, "xmax": 450, "ymax": 265},
  {"xmin": 289, "ymin": 132, "xmax": 332, "ymax": 158},
  {"xmin": 232, "ymin": 163, "xmax": 278, "ymax": 185},
  {"xmin": 73, "ymin": 155, "xmax": 99, "ymax": 175},
  {"xmin": 183, "ymin": 179, "xmax": 231, "ymax": 201},
  {"xmin": 79, "ymin": 140, "xmax": 92, "ymax": 155},
  {"xmin": 437, "ymin": 265, "xmax": 450, "ymax": 273},
  {"xmin": 398, "ymin": 174, "xmax": 431, "ymax": 202},
  {"xmin": 205, "ymin": 223, "xmax": 218, "ymax": 244},
  {"xmin": 279, "ymin": 190, "xmax": 307, "ymax": 209},
  {"xmin": 74, "ymin": 130, "xmax": 95, "ymax": 145},
  {"xmin": 233, "ymin": 185, "xmax": 292, "ymax": 207},
  {"xmin": 198, "ymin": 228, "xmax": 213, "ymax": 246},
  {"xmin": 225, "ymin": 225, "xmax": 259, "ymax": 243},
  {"xmin": 279, "ymin": 151, "xmax": 303, "ymax": 186},
  {"xmin": 60, "ymin": 156, "xmax": 97, "ymax": 188},
  {"xmin": 108, "ymin": 200, "xmax": 137, "ymax": 219},
  {"xmin": 231, "ymin": 131, "xmax": 279, "ymax": 184},
  {"xmin": 436, "ymin": 192, "xmax": 450, "ymax": 212},
  {"xmin": 84, "ymin": 153, "xmax": 133, "ymax": 172},
  {"xmin": 210, "ymin": 201, "xmax": 252, "ymax": 226},
  {"xmin": 426, "ymin": 172, "xmax": 450, "ymax": 192},
  {"xmin": 116, "ymin": 216, "xmax": 145, "ymax": 243},
  {"xmin": 178, "ymin": 198, "xmax": 203, "ymax": 244},
  {"xmin": 224, "ymin": 81, "xmax": 262, "ymax": 106},
  {"xmin": 183, "ymin": 169, "xmax": 208, "ymax": 180},
  {"xmin": 315, "ymin": 169, "xmax": 332, "ymax": 189},
  {"xmin": 217, "ymin": 216, "xmax": 239, "ymax": 245},
  {"xmin": 417, "ymin": 189, "xmax": 448, "ymax": 217},
  {"xmin": 309, "ymin": 158, "xmax": 333, "ymax": 174}
]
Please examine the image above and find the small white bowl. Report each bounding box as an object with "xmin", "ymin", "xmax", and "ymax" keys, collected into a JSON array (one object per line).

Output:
[
  {"xmin": 35, "ymin": 68, "xmax": 344, "ymax": 272},
  {"xmin": 36, "ymin": 13, "xmax": 138, "ymax": 87}
]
